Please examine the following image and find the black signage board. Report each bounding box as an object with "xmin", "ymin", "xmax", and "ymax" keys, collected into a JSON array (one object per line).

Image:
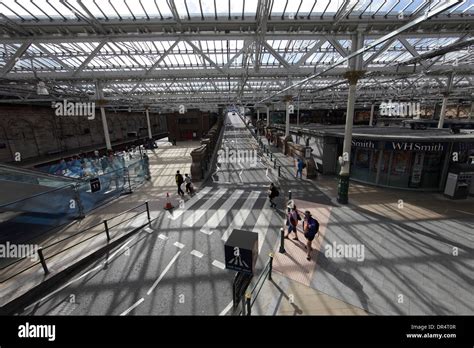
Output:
[
  {"xmin": 90, "ymin": 178, "xmax": 101, "ymax": 193},
  {"xmin": 224, "ymin": 229, "xmax": 258, "ymax": 275}
]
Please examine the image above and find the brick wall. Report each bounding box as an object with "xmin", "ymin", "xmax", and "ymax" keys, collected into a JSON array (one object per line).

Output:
[
  {"xmin": 166, "ymin": 110, "xmax": 216, "ymax": 141},
  {"xmin": 0, "ymin": 104, "xmax": 164, "ymax": 163}
]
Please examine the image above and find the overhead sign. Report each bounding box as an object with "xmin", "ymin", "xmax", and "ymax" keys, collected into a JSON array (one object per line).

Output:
[
  {"xmin": 351, "ymin": 139, "xmax": 377, "ymax": 149},
  {"xmin": 387, "ymin": 142, "xmax": 445, "ymax": 152},
  {"xmin": 224, "ymin": 229, "xmax": 258, "ymax": 275},
  {"xmin": 90, "ymin": 178, "xmax": 101, "ymax": 193}
]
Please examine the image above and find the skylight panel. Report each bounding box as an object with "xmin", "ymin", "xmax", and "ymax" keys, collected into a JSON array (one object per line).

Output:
[
  {"xmin": 244, "ymin": 0, "xmax": 257, "ymax": 14},
  {"xmin": 230, "ymin": 0, "xmax": 244, "ymax": 15},
  {"xmin": 271, "ymin": 0, "xmax": 287, "ymax": 14},
  {"xmin": 311, "ymin": 0, "xmax": 341, "ymax": 15}
]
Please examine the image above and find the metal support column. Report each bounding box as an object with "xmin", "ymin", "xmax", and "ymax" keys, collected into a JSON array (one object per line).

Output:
[
  {"xmin": 96, "ymin": 81, "xmax": 112, "ymax": 151},
  {"xmin": 438, "ymin": 72, "xmax": 454, "ymax": 129},
  {"xmin": 369, "ymin": 103, "xmax": 375, "ymax": 127},
  {"xmin": 437, "ymin": 95, "xmax": 449, "ymax": 129},
  {"xmin": 266, "ymin": 104, "xmax": 270, "ymax": 127},
  {"xmin": 337, "ymin": 31, "xmax": 365, "ymax": 205},
  {"xmin": 146, "ymin": 108, "xmax": 153, "ymax": 139}
]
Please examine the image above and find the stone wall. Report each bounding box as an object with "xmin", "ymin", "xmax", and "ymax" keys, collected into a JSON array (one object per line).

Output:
[
  {"xmin": 166, "ymin": 110, "xmax": 216, "ymax": 141},
  {"xmin": 190, "ymin": 116, "xmax": 223, "ymax": 181},
  {"xmin": 0, "ymin": 104, "xmax": 165, "ymax": 163}
]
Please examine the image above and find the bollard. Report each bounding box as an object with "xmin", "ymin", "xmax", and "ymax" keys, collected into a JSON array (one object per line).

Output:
[
  {"xmin": 104, "ymin": 220, "xmax": 110, "ymax": 241},
  {"xmin": 288, "ymin": 190, "xmax": 292, "ymax": 200},
  {"xmin": 270, "ymin": 153, "xmax": 272, "ymax": 161},
  {"xmin": 245, "ymin": 293, "xmax": 252, "ymax": 316},
  {"xmin": 279, "ymin": 228, "xmax": 286, "ymax": 253},
  {"xmin": 268, "ymin": 253, "xmax": 274, "ymax": 281},
  {"xmin": 145, "ymin": 201, "xmax": 151, "ymax": 225},
  {"xmin": 278, "ymin": 165, "xmax": 281, "ymax": 177},
  {"xmin": 274, "ymin": 160, "xmax": 276, "ymax": 169},
  {"xmin": 37, "ymin": 247, "xmax": 49, "ymax": 275},
  {"xmin": 127, "ymin": 170, "xmax": 133, "ymax": 194}
]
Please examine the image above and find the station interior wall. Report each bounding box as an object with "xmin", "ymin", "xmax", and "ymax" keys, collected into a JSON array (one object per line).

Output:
[{"xmin": 0, "ymin": 104, "xmax": 167, "ymax": 163}]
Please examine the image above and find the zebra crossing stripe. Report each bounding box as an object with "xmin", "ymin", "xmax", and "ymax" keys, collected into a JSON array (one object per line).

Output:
[
  {"xmin": 212, "ymin": 260, "xmax": 225, "ymax": 270},
  {"xmin": 200, "ymin": 189, "xmax": 244, "ymax": 235},
  {"xmin": 173, "ymin": 242, "xmax": 185, "ymax": 249},
  {"xmin": 252, "ymin": 206, "xmax": 275, "ymax": 253},
  {"xmin": 168, "ymin": 186, "xmax": 212, "ymax": 220},
  {"xmin": 190, "ymin": 250, "xmax": 204, "ymax": 258},
  {"xmin": 221, "ymin": 191, "xmax": 261, "ymax": 242},
  {"xmin": 182, "ymin": 188, "xmax": 228, "ymax": 227}
]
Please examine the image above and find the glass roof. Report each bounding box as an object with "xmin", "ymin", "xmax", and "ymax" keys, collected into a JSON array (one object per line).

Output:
[
  {"xmin": 1, "ymin": 0, "xmax": 472, "ymax": 21},
  {"xmin": 0, "ymin": 0, "xmax": 472, "ymax": 108}
]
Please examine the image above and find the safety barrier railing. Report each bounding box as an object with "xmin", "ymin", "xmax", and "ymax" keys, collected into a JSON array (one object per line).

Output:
[
  {"xmin": 237, "ymin": 112, "xmax": 290, "ymax": 179},
  {"xmin": 0, "ymin": 201, "xmax": 152, "ymax": 284},
  {"xmin": 236, "ymin": 253, "xmax": 274, "ymax": 316}
]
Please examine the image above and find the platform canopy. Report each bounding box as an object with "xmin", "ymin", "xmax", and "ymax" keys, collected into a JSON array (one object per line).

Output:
[{"xmin": 0, "ymin": 0, "xmax": 472, "ymax": 112}]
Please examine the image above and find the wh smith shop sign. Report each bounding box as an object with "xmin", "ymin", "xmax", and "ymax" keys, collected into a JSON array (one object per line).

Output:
[{"xmin": 351, "ymin": 139, "xmax": 445, "ymax": 152}]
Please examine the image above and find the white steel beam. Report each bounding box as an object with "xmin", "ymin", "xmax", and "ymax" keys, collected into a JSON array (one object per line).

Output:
[
  {"xmin": 258, "ymin": 0, "xmax": 464, "ymax": 104},
  {"xmin": 0, "ymin": 41, "xmax": 31, "ymax": 77},
  {"xmin": 72, "ymin": 41, "xmax": 106, "ymax": 77},
  {"xmin": 262, "ymin": 41, "xmax": 291, "ymax": 70}
]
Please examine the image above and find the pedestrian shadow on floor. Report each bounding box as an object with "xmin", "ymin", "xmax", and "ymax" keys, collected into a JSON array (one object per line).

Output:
[
  {"xmin": 268, "ymin": 279, "xmax": 304, "ymax": 315},
  {"xmin": 279, "ymin": 246, "xmax": 311, "ymax": 274},
  {"xmin": 313, "ymin": 250, "xmax": 370, "ymax": 313}
]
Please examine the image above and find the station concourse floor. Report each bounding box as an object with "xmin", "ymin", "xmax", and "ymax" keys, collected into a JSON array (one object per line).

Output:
[
  {"xmin": 0, "ymin": 140, "xmax": 201, "ymax": 308},
  {"xmin": 250, "ymin": 134, "xmax": 474, "ymax": 315},
  {"xmin": 2, "ymin": 133, "xmax": 473, "ymax": 316}
]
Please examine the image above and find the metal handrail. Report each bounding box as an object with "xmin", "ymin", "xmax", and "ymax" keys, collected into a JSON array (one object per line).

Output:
[
  {"xmin": 249, "ymin": 257, "xmax": 272, "ymax": 307},
  {"xmin": 0, "ymin": 163, "xmax": 80, "ymax": 183},
  {"xmin": 0, "ymin": 201, "xmax": 150, "ymax": 283},
  {"xmin": 236, "ymin": 253, "xmax": 274, "ymax": 316},
  {"xmin": 41, "ymin": 220, "xmax": 103, "ymax": 251},
  {"xmin": 0, "ymin": 158, "xmax": 145, "ymax": 209},
  {"xmin": 0, "ymin": 182, "xmax": 76, "ymax": 209}
]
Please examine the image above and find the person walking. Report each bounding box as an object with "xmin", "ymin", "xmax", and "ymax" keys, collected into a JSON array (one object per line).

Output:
[
  {"xmin": 268, "ymin": 183, "xmax": 279, "ymax": 208},
  {"xmin": 296, "ymin": 158, "xmax": 304, "ymax": 179},
  {"xmin": 285, "ymin": 205, "xmax": 301, "ymax": 240},
  {"xmin": 303, "ymin": 210, "xmax": 319, "ymax": 261},
  {"xmin": 175, "ymin": 170, "xmax": 184, "ymax": 196},
  {"xmin": 184, "ymin": 173, "xmax": 193, "ymax": 195},
  {"xmin": 143, "ymin": 153, "xmax": 150, "ymax": 180}
]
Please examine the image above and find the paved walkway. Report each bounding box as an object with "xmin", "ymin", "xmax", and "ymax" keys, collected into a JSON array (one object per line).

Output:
[
  {"xmin": 0, "ymin": 140, "xmax": 200, "ymax": 309},
  {"xmin": 252, "ymin": 272, "xmax": 368, "ymax": 315},
  {"xmin": 253, "ymin": 135, "xmax": 474, "ymax": 315}
]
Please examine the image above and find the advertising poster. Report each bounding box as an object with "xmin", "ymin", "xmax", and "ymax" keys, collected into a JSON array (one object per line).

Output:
[
  {"xmin": 391, "ymin": 152, "xmax": 411, "ymax": 175},
  {"xmin": 409, "ymin": 152, "xmax": 425, "ymax": 187}
]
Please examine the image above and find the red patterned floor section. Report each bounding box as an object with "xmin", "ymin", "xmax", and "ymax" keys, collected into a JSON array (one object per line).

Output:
[{"xmin": 272, "ymin": 199, "xmax": 332, "ymax": 287}]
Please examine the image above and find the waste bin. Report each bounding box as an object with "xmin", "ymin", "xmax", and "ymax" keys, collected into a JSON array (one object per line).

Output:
[{"xmin": 444, "ymin": 172, "xmax": 473, "ymax": 199}]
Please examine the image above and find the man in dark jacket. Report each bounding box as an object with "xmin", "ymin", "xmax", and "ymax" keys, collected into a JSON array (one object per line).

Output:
[
  {"xmin": 176, "ymin": 170, "xmax": 184, "ymax": 196},
  {"xmin": 303, "ymin": 211, "xmax": 319, "ymax": 261},
  {"xmin": 268, "ymin": 183, "xmax": 279, "ymax": 208}
]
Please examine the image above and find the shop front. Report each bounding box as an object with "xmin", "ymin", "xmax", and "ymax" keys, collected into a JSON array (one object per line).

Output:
[
  {"xmin": 346, "ymin": 139, "xmax": 449, "ymax": 190},
  {"xmin": 275, "ymin": 124, "xmax": 474, "ymax": 192}
]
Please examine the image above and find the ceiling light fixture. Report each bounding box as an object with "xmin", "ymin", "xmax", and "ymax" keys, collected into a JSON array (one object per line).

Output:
[{"xmin": 37, "ymin": 81, "xmax": 49, "ymax": 95}]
